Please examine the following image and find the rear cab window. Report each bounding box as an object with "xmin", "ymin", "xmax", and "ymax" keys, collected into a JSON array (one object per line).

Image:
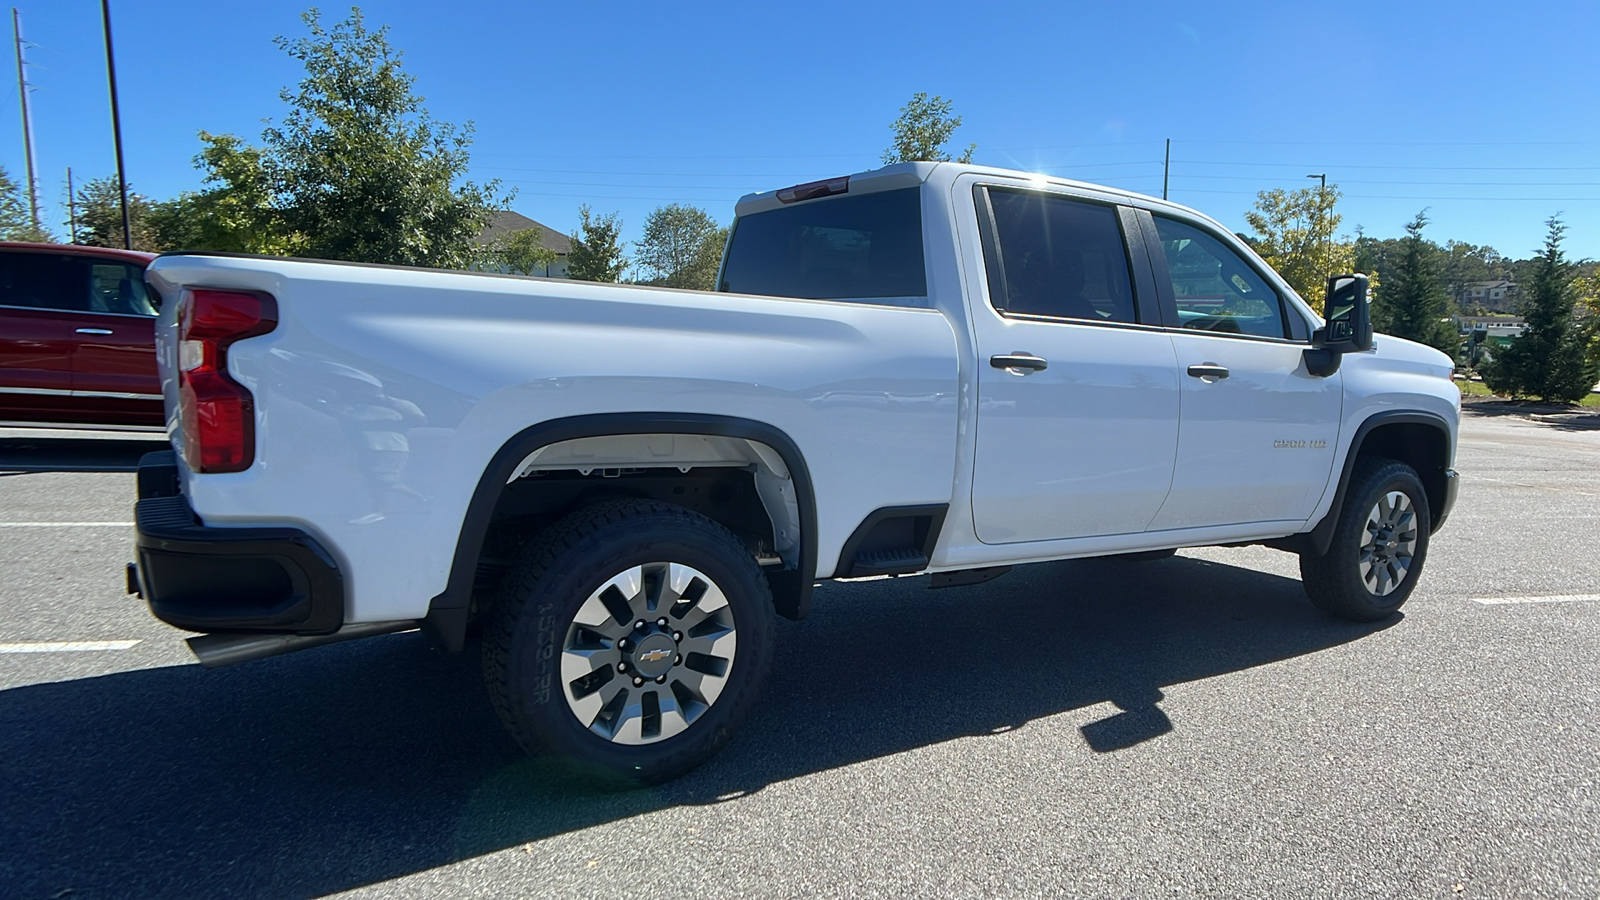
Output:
[
  {"xmin": 718, "ymin": 188, "xmax": 927, "ymax": 303},
  {"xmin": 981, "ymin": 188, "xmax": 1140, "ymax": 324}
]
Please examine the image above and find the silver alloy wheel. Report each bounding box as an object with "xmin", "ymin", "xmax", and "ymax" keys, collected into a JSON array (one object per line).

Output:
[
  {"xmin": 560, "ymin": 562, "xmax": 738, "ymax": 745},
  {"xmin": 1359, "ymin": 490, "xmax": 1418, "ymax": 597}
]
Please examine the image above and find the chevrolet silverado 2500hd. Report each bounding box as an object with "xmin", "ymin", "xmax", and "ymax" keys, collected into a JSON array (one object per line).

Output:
[{"xmin": 130, "ymin": 162, "xmax": 1459, "ymax": 783}]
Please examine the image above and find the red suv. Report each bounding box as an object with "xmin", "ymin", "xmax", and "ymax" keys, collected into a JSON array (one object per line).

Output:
[{"xmin": 0, "ymin": 242, "xmax": 161, "ymax": 429}]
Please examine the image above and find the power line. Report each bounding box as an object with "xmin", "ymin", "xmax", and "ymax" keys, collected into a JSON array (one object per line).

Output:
[
  {"xmin": 1174, "ymin": 139, "xmax": 1600, "ymax": 147},
  {"xmin": 1172, "ymin": 159, "xmax": 1600, "ymax": 172},
  {"xmin": 1169, "ymin": 172, "xmax": 1600, "ymax": 186},
  {"xmin": 1175, "ymin": 187, "xmax": 1598, "ymax": 202}
]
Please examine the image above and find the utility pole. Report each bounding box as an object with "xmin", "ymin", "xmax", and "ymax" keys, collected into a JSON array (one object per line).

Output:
[
  {"xmin": 66, "ymin": 167, "xmax": 77, "ymax": 243},
  {"xmin": 1162, "ymin": 138, "xmax": 1170, "ymax": 201},
  {"xmin": 100, "ymin": 0, "xmax": 131, "ymax": 249},
  {"xmin": 1307, "ymin": 173, "xmax": 1329, "ymax": 284},
  {"xmin": 12, "ymin": 8, "xmax": 39, "ymax": 234}
]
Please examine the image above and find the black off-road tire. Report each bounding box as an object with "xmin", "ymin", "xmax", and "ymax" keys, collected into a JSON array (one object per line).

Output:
[
  {"xmin": 1299, "ymin": 457, "xmax": 1432, "ymax": 622},
  {"xmin": 482, "ymin": 498, "xmax": 775, "ymax": 787}
]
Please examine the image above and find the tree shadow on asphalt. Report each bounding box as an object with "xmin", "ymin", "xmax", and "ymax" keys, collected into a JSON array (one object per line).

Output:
[
  {"xmin": 1461, "ymin": 401, "xmax": 1600, "ymax": 432},
  {"xmin": 0, "ymin": 437, "xmax": 170, "ymax": 473},
  {"xmin": 0, "ymin": 555, "xmax": 1393, "ymax": 899}
]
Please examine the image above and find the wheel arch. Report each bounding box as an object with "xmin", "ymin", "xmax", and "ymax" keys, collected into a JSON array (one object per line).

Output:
[
  {"xmin": 422, "ymin": 413, "xmax": 817, "ymax": 652},
  {"xmin": 1305, "ymin": 410, "xmax": 1453, "ymax": 556}
]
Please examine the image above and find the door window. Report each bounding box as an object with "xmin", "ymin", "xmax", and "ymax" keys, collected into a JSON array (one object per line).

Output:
[
  {"xmin": 1150, "ymin": 216, "xmax": 1288, "ymax": 339},
  {"xmin": 983, "ymin": 189, "xmax": 1138, "ymax": 324},
  {"xmin": 87, "ymin": 263, "xmax": 157, "ymax": 316},
  {"xmin": 0, "ymin": 252, "xmax": 87, "ymax": 312}
]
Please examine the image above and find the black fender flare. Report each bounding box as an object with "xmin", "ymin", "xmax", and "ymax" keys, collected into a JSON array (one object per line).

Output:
[
  {"xmin": 422, "ymin": 413, "xmax": 817, "ymax": 652},
  {"xmin": 1304, "ymin": 409, "xmax": 1453, "ymax": 556}
]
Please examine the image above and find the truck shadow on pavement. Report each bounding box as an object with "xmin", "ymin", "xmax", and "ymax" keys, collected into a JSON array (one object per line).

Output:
[{"xmin": 0, "ymin": 555, "xmax": 1393, "ymax": 899}]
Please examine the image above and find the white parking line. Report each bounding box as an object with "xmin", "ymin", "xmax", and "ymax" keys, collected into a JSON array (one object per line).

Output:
[
  {"xmin": 1471, "ymin": 594, "xmax": 1600, "ymax": 606},
  {"xmin": 0, "ymin": 522, "xmax": 134, "ymax": 527},
  {"xmin": 0, "ymin": 640, "xmax": 141, "ymax": 653}
]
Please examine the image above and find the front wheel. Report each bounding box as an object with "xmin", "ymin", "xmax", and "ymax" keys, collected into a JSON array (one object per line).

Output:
[
  {"xmin": 482, "ymin": 499, "xmax": 775, "ymax": 786},
  {"xmin": 1299, "ymin": 457, "xmax": 1432, "ymax": 622}
]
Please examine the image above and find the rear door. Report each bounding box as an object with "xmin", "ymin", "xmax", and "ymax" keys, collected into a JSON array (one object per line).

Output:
[{"xmin": 967, "ymin": 184, "xmax": 1181, "ymax": 543}]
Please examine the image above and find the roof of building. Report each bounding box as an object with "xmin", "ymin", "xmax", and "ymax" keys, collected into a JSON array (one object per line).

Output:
[
  {"xmin": 476, "ymin": 211, "xmax": 572, "ymax": 254},
  {"xmin": 1462, "ymin": 280, "xmax": 1515, "ymax": 290}
]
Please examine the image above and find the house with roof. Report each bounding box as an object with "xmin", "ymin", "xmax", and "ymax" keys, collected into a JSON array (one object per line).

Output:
[
  {"xmin": 476, "ymin": 210, "xmax": 572, "ymax": 278},
  {"xmin": 1456, "ymin": 279, "xmax": 1518, "ymax": 314}
]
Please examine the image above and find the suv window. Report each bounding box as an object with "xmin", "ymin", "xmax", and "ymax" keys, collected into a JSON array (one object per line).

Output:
[
  {"xmin": 983, "ymin": 189, "xmax": 1137, "ymax": 324},
  {"xmin": 1150, "ymin": 216, "xmax": 1288, "ymax": 339},
  {"xmin": 719, "ymin": 188, "xmax": 927, "ymax": 301},
  {"xmin": 88, "ymin": 262, "xmax": 157, "ymax": 316},
  {"xmin": 0, "ymin": 252, "xmax": 87, "ymax": 312}
]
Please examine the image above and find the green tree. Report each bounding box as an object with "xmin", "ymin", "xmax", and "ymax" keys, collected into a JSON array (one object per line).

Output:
[
  {"xmin": 491, "ymin": 226, "xmax": 558, "ymax": 276},
  {"xmin": 187, "ymin": 8, "xmax": 506, "ymax": 266},
  {"xmin": 882, "ymin": 92, "xmax": 975, "ymax": 165},
  {"xmin": 1371, "ymin": 212, "xmax": 1458, "ymax": 355},
  {"xmin": 152, "ymin": 132, "xmax": 299, "ymax": 254},
  {"xmin": 1481, "ymin": 217, "xmax": 1599, "ymax": 403},
  {"xmin": 635, "ymin": 203, "xmax": 724, "ymax": 289},
  {"xmin": 73, "ymin": 176, "xmax": 158, "ymax": 251},
  {"xmin": 0, "ymin": 166, "xmax": 50, "ymax": 241},
  {"xmin": 566, "ymin": 205, "xmax": 627, "ymax": 283},
  {"xmin": 1244, "ymin": 183, "xmax": 1356, "ymax": 303}
]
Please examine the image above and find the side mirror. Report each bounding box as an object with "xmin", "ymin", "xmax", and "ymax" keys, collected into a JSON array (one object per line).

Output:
[
  {"xmin": 1318, "ymin": 273, "xmax": 1372, "ymax": 353},
  {"xmin": 1304, "ymin": 273, "xmax": 1372, "ymax": 377}
]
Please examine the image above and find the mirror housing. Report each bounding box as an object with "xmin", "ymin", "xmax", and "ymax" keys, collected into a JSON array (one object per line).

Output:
[{"xmin": 1305, "ymin": 273, "xmax": 1372, "ymax": 377}]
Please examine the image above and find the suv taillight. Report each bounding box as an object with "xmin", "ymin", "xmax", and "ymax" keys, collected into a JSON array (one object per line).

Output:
[{"xmin": 177, "ymin": 289, "xmax": 278, "ymax": 473}]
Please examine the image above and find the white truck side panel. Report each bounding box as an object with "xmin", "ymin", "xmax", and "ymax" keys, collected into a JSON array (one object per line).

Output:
[{"xmin": 145, "ymin": 256, "xmax": 961, "ymax": 623}]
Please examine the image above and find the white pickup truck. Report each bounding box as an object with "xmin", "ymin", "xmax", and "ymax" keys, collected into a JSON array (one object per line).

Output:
[{"xmin": 130, "ymin": 162, "xmax": 1459, "ymax": 784}]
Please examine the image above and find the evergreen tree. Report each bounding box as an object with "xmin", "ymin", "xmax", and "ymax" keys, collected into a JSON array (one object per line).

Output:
[
  {"xmin": 1482, "ymin": 217, "xmax": 1599, "ymax": 403},
  {"xmin": 1371, "ymin": 212, "xmax": 1457, "ymax": 355},
  {"xmin": 73, "ymin": 176, "xmax": 159, "ymax": 250},
  {"xmin": 0, "ymin": 165, "xmax": 52, "ymax": 242},
  {"xmin": 567, "ymin": 205, "xmax": 627, "ymax": 283}
]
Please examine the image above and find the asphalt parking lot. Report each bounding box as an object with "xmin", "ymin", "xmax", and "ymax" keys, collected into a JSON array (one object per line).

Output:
[{"xmin": 1, "ymin": 410, "xmax": 1596, "ymax": 900}]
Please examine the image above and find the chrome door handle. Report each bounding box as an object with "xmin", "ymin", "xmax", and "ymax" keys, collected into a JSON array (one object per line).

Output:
[
  {"xmin": 990, "ymin": 353, "xmax": 1049, "ymax": 373},
  {"xmin": 75, "ymin": 328, "xmax": 113, "ymax": 335},
  {"xmin": 1186, "ymin": 363, "xmax": 1229, "ymax": 381}
]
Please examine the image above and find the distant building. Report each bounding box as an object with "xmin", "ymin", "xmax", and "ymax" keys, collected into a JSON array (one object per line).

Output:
[
  {"xmin": 1456, "ymin": 280, "xmax": 1518, "ymax": 313},
  {"xmin": 476, "ymin": 210, "xmax": 572, "ymax": 278}
]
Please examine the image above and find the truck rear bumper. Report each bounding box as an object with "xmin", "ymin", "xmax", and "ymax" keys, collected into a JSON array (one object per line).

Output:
[{"xmin": 131, "ymin": 450, "xmax": 345, "ymax": 635}]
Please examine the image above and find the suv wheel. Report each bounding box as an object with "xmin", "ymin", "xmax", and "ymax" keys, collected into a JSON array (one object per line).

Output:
[
  {"xmin": 1299, "ymin": 457, "xmax": 1431, "ymax": 622},
  {"xmin": 483, "ymin": 499, "xmax": 775, "ymax": 786}
]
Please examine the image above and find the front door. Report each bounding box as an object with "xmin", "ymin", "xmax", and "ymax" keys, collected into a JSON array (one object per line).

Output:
[
  {"xmin": 969, "ymin": 186, "xmax": 1181, "ymax": 544},
  {"xmin": 1141, "ymin": 214, "xmax": 1342, "ymax": 531},
  {"xmin": 70, "ymin": 259, "xmax": 161, "ymax": 426}
]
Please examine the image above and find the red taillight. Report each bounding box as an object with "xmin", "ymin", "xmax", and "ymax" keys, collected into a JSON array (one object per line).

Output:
[{"xmin": 177, "ymin": 289, "xmax": 277, "ymax": 473}]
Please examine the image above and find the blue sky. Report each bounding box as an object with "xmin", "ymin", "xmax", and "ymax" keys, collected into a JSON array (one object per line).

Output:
[{"xmin": 4, "ymin": 0, "xmax": 1598, "ymax": 261}]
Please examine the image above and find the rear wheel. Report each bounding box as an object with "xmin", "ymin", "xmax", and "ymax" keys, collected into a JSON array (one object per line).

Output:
[
  {"xmin": 482, "ymin": 499, "xmax": 775, "ymax": 786},
  {"xmin": 1299, "ymin": 458, "xmax": 1431, "ymax": 622}
]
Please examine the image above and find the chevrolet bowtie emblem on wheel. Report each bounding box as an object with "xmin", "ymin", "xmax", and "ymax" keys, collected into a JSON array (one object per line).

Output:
[{"xmin": 639, "ymin": 649, "xmax": 672, "ymax": 663}]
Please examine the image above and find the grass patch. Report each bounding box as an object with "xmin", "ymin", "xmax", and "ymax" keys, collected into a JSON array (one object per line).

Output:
[{"xmin": 1455, "ymin": 377, "xmax": 1600, "ymax": 407}]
